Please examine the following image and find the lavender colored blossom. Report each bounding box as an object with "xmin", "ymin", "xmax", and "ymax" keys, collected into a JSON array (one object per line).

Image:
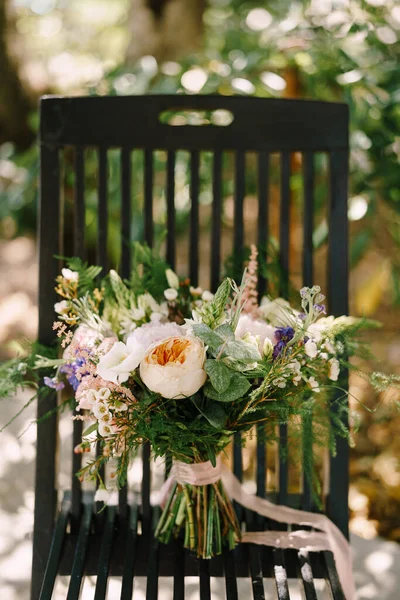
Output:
[
  {"xmin": 314, "ymin": 304, "xmax": 326, "ymax": 314},
  {"xmin": 272, "ymin": 326, "xmax": 295, "ymax": 359},
  {"xmin": 60, "ymin": 356, "xmax": 86, "ymax": 391},
  {"xmin": 44, "ymin": 376, "xmax": 65, "ymax": 391}
]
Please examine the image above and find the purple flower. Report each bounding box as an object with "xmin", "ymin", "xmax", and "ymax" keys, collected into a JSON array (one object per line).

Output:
[
  {"xmin": 272, "ymin": 327, "xmax": 295, "ymax": 359},
  {"xmin": 60, "ymin": 356, "xmax": 86, "ymax": 391},
  {"xmin": 314, "ymin": 304, "xmax": 326, "ymax": 314},
  {"xmin": 44, "ymin": 377, "xmax": 65, "ymax": 391}
]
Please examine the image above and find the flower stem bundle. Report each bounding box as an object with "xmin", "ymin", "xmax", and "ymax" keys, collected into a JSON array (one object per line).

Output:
[{"xmin": 155, "ymin": 479, "xmax": 240, "ymax": 558}]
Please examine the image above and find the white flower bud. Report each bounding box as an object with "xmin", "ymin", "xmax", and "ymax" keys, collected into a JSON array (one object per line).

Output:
[
  {"xmin": 164, "ymin": 288, "xmax": 178, "ymax": 302},
  {"xmin": 166, "ymin": 268, "xmax": 180, "ymax": 289},
  {"xmin": 262, "ymin": 337, "xmax": 274, "ymax": 359},
  {"xmin": 94, "ymin": 486, "xmax": 110, "ymax": 503}
]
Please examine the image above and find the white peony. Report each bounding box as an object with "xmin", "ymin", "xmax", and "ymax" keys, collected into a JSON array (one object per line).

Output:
[
  {"xmin": 304, "ymin": 339, "xmax": 318, "ymax": 358},
  {"xmin": 166, "ymin": 268, "xmax": 180, "ymax": 289},
  {"xmin": 96, "ymin": 340, "xmax": 146, "ymax": 384},
  {"xmin": 328, "ymin": 358, "xmax": 340, "ymax": 381},
  {"xmin": 259, "ymin": 296, "xmax": 296, "ymax": 324},
  {"xmin": 235, "ymin": 314, "xmax": 275, "ymax": 351},
  {"xmin": 127, "ymin": 321, "xmax": 184, "ymax": 351},
  {"xmin": 61, "ymin": 268, "xmax": 79, "ymax": 282},
  {"xmin": 140, "ymin": 336, "xmax": 207, "ymax": 399}
]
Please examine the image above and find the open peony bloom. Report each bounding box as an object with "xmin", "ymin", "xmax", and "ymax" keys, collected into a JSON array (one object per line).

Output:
[{"xmin": 140, "ymin": 336, "xmax": 207, "ymax": 399}]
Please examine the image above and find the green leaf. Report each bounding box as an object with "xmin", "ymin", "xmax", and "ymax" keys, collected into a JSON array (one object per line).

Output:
[
  {"xmin": 204, "ymin": 374, "xmax": 250, "ymax": 402},
  {"xmin": 192, "ymin": 397, "xmax": 227, "ymax": 429},
  {"xmin": 192, "ymin": 323, "xmax": 224, "ymax": 348},
  {"xmin": 82, "ymin": 422, "xmax": 98, "ymax": 437},
  {"xmin": 205, "ymin": 359, "xmax": 232, "ymax": 393},
  {"xmin": 223, "ymin": 340, "xmax": 261, "ymax": 362},
  {"xmin": 214, "ymin": 323, "xmax": 235, "ymax": 340}
]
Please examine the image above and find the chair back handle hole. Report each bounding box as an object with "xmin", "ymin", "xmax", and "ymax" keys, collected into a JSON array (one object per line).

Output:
[{"xmin": 159, "ymin": 108, "xmax": 234, "ymax": 127}]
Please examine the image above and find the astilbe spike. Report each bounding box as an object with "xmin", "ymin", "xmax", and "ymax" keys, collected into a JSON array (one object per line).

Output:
[{"xmin": 242, "ymin": 244, "xmax": 259, "ymax": 316}]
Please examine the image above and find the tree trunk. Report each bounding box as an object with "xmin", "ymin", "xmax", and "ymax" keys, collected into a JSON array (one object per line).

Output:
[
  {"xmin": 125, "ymin": 0, "xmax": 205, "ymax": 64},
  {"xmin": 0, "ymin": 0, "xmax": 34, "ymax": 150}
]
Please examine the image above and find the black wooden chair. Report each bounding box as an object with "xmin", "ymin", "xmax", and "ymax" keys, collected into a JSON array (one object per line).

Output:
[{"xmin": 33, "ymin": 95, "xmax": 349, "ymax": 600}]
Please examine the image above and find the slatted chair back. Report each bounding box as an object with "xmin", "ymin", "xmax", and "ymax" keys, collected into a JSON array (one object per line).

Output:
[{"xmin": 33, "ymin": 95, "xmax": 349, "ymax": 599}]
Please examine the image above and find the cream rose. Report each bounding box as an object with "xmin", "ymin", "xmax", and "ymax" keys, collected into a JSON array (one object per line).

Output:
[{"xmin": 140, "ymin": 336, "xmax": 207, "ymax": 399}]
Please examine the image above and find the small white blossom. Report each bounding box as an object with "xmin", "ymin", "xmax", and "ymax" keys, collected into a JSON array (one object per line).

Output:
[
  {"xmin": 201, "ymin": 290, "xmax": 214, "ymax": 302},
  {"xmin": 130, "ymin": 307, "xmax": 146, "ymax": 321},
  {"xmin": 308, "ymin": 376, "xmax": 320, "ymax": 393},
  {"xmin": 98, "ymin": 421, "xmax": 116, "ymax": 437},
  {"xmin": 97, "ymin": 388, "xmax": 111, "ymax": 401},
  {"xmin": 273, "ymin": 377, "xmax": 286, "ymax": 388},
  {"xmin": 190, "ymin": 286, "xmax": 203, "ymax": 296},
  {"xmin": 54, "ymin": 300, "xmax": 69, "ymax": 314},
  {"xmin": 328, "ymin": 358, "xmax": 340, "ymax": 381},
  {"xmin": 93, "ymin": 402, "xmax": 110, "ymax": 419},
  {"xmin": 304, "ymin": 339, "xmax": 318, "ymax": 358},
  {"xmin": 94, "ymin": 487, "xmax": 110, "ymax": 503},
  {"xmin": 165, "ymin": 268, "xmax": 180, "ymax": 289},
  {"xmin": 113, "ymin": 401, "xmax": 128, "ymax": 412},
  {"xmin": 293, "ymin": 375, "xmax": 302, "ymax": 386},
  {"xmin": 324, "ymin": 339, "xmax": 336, "ymax": 354},
  {"xmin": 288, "ymin": 360, "xmax": 301, "ymax": 373},
  {"xmin": 61, "ymin": 268, "xmax": 79, "ymax": 282},
  {"xmin": 164, "ymin": 288, "xmax": 178, "ymax": 302}
]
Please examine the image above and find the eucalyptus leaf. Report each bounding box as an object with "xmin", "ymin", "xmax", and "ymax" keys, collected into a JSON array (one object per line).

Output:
[
  {"xmin": 192, "ymin": 323, "xmax": 224, "ymax": 348},
  {"xmin": 204, "ymin": 374, "xmax": 251, "ymax": 402},
  {"xmin": 205, "ymin": 359, "xmax": 232, "ymax": 393},
  {"xmin": 192, "ymin": 397, "xmax": 227, "ymax": 429},
  {"xmin": 223, "ymin": 340, "xmax": 261, "ymax": 362},
  {"xmin": 214, "ymin": 323, "xmax": 235, "ymax": 340}
]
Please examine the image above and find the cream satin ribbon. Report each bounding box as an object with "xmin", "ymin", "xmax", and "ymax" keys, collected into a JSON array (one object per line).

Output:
[{"xmin": 154, "ymin": 456, "xmax": 355, "ymax": 600}]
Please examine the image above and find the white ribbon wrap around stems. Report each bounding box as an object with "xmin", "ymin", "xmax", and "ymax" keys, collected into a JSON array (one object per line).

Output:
[{"xmin": 154, "ymin": 457, "xmax": 355, "ymax": 600}]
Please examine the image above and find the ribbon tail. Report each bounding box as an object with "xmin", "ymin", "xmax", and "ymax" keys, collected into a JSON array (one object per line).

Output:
[{"xmin": 221, "ymin": 466, "xmax": 356, "ymax": 600}]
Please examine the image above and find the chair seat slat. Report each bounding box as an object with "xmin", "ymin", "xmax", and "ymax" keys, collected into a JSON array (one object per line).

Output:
[
  {"xmin": 223, "ymin": 549, "xmax": 239, "ymax": 600},
  {"xmin": 94, "ymin": 506, "xmax": 117, "ymax": 600},
  {"xmin": 120, "ymin": 503, "xmax": 139, "ymax": 600},
  {"xmin": 39, "ymin": 497, "xmax": 70, "ymax": 600},
  {"xmin": 297, "ymin": 550, "xmax": 318, "ymax": 600},
  {"xmin": 66, "ymin": 502, "xmax": 93, "ymax": 600},
  {"xmin": 199, "ymin": 559, "xmax": 211, "ymax": 600},
  {"xmin": 323, "ymin": 551, "xmax": 345, "ymax": 600},
  {"xmin": 173, "ymin": 540, "xmax": 185, "ymax": 600},
  {"xmin": 146, "ymin": 506, "xmax": 161, "ymax": 600},
  {"xmin": 272, "ymin": 548, "xmax": 291, "ymax": 600}
]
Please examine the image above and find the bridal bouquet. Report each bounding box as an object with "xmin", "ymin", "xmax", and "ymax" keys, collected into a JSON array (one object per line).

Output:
[{"xmin": 3, "ymin": 243, "xmax": 397, "ymax": 560}]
